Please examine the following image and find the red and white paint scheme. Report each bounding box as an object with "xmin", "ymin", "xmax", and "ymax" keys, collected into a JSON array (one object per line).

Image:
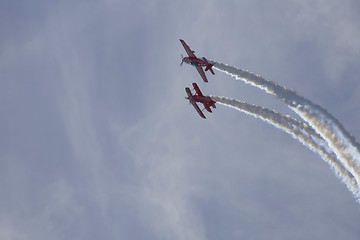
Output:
[
  {"xmin": 180, "ymin": 39, "xmax": 215, "ymax": 82},
  {"xmin": 185, "ymin": 82, "xmax": 216, "ymax": 119}
]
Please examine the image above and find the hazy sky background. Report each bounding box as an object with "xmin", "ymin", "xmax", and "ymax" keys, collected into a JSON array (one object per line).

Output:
[{"xmin": 1, "ymin": 0, "xmax": 360, "ymax": 239}]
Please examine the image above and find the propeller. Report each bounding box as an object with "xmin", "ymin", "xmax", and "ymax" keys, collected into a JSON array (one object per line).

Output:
[{"xmin": 180, "ymin": 54, "xmax": 184, "ymax": 66}]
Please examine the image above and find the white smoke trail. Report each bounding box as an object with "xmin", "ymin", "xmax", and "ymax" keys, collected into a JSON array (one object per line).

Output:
[
  {"xmin": 210, "ymin": 96, "xmax": 359, "ymax": 196},
  {"xmin": 211, "ymin": 61, "xmax": 360, "ymax": 197}
]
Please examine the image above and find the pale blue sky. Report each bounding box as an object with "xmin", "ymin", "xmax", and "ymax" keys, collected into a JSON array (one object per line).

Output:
[{"xmin": 1, "ymin": 0, "xmax": 360, "ymax": 239}]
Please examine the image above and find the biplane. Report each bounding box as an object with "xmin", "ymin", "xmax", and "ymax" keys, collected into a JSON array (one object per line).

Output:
[{"xmin": 185, "ymin": 83, "xmax": 216, "ymax": 119}]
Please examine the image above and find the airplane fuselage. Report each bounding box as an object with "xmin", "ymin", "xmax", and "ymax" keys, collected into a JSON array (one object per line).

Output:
[
  {"xmin": 182, "ymin": 57, "xmax": 207, "ymax": 67},
  {"xmin": 191, "ymin": 95, "xmax": 216, "ymax": 113}
]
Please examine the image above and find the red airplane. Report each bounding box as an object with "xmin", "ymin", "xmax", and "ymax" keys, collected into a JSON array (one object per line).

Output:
[
  {"xmin": 185, "ymin": 83, "xmax": 216, "ymax": 119},
  {"xmin": 180, "ymin": 39, "xmax": 215, "ymax": 82}
]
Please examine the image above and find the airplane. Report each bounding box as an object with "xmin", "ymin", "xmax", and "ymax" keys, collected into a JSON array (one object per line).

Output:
[
  {"xmin": 185, "ymin": 82, "xmax": 216, "ymax": 119},
  {"xmin": 180, "ymin": 39, "xmax": 215, "ymax": 82}
]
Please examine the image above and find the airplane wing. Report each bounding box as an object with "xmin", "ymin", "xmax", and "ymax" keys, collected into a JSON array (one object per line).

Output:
[
  {"xmin": 192, "ymin": 82, "xmax": 204, "ymax": 97},
  {"xmin": 196, "ymin": 66, "xmax": 208, "ymax": 82},
  {"xmin": 180, "ymin": 39, "xmax": 196, "ymax": 58},
  {"xmin": 185, "ymin": 87, "xmax": 206, "ymax": 119}
]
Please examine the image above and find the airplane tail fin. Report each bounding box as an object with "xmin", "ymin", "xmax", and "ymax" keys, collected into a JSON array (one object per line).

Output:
[
  {"xmin": 205, "ymin": 64, "xmax": 215, "ymax": 75},
  {"xmin": 203, "ymin": 57, "xmax": 215, "ymax": 75},
  {"xmin": 209, "ymin": 67, "xmax": 215, "ymax": 75}
]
